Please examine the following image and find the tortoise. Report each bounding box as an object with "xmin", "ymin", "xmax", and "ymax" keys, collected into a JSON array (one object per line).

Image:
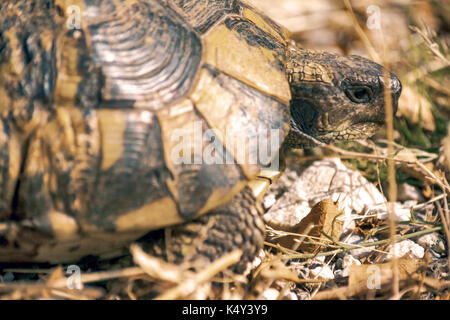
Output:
[{"xmin": 0, "ymin": 0, "xmax": 401, "ymax": 272}]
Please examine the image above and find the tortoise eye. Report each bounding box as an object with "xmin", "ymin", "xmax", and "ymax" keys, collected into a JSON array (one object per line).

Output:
[{"xmin": 345, "ymin": 85, "xmax": 373, "ymax": 104}]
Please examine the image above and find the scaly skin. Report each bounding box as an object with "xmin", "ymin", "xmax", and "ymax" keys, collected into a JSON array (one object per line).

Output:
[{"xmin": 285, "ymin": 41, "xmax": 401, "ymax": 148}]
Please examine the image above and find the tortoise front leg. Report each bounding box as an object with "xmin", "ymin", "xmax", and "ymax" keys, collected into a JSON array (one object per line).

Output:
[{"xmin": 144, "ymin": 187, "xmax": 265, "ymax": 274}]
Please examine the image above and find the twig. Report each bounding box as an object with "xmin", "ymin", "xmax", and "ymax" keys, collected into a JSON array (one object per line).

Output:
[
  {"xmin": 410, "ymin": 194, "xmax": 446, "ymax": 212},
  {"xmin": 322, "ymin": 145, "xmax": 450, "ymax": 193},
  {"xmin": 342, "ymin": 0, "xmax": 380, "ymax": 63},
  {"xmin": 131, "ymin": 245, "xmax": 185, "ymax": 283},
  {"xmin": 50, "ymin": 267, "xmax": 147, "ymax": 288}
]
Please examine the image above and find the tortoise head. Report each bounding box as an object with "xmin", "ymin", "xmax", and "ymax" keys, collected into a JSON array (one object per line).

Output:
[{"xmin": 284, "ymin": 44, "xmax": 402, "ymax": 148}]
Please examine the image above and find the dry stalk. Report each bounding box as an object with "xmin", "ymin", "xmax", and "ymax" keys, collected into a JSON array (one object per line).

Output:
[
  {"xmin": 339, "ymin": 0, "xmax": 403, "ymax": 297},
  {"xmin": 342, "ymin": 0, "xmax": 380, "ymax": 63},
  {"xmin": 49, "ymin": 267, "xmax": 147, "ymax": 288},
  {"xmin": 131, "ymin": 244, "xmax": 186, "ymax": 283},
  {"xmin": 283, "ymin": 226, "xmax": 442, "ymax": 260},
  {"xmin": 382, "ymin": 49, "xmax": 400, "ymax": 300},
  {"xmin": 410, "ymin": 26, "xmax": 450, "ymax": 66},
  {"xmin": 155, "ymin": 249, "xmax": 242, "ymax": 300}
]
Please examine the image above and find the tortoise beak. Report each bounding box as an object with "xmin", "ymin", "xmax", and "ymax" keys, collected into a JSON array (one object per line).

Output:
[
  {"xmin": 391, "ymin": 73, "xmax": 402, "ymax": 115},
  {"xmin": 379, "ymin": 73, "xmax": 402, "ymax": 115}
]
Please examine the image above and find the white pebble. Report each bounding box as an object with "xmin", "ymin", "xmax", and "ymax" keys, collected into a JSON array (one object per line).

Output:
[
  {"xmin": 283, "ymin": 292, "xmax": 299, "ymax": 300},
  {"xmin": 397, "ymin": 183, "xmax": 424, "ymax": 202},
  {"xmin": 310, "ymin": 265, "xmax": 335, "ymax": 280},
  {"xmin": 262, "ymin": 288, "xmax": 280, "ymax": 300},
  {"xmin": 347, "ymin": 235, "xmax": 379, "ymax": 259},
  {"xmin": 367, "ymin": 202, "xmax": 412, "ymax": 221},
  {"xmin": 263, "ymin": 193, "xmax": 276, "ymax": 210},
  {"xmin": 417, "ymin": 233, "xmax": 440, "ymax": 249}
]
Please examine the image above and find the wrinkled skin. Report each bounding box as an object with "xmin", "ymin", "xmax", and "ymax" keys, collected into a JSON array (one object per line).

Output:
[{"xmin": 285, "ymin": 43, "xmax": 402, "ymax": 148}]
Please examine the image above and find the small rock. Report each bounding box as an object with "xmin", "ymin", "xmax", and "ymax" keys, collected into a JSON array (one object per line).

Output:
[
  {"xmin": 335, "ymin": 257, "xmax": 343, "ymax": 269},
  {"xmin": 334, "ymin": 269, "xmax": 344, "ymax": 278},
  {"xmin": 282, "ymin": 292, "xmax": 298, "ymax": 300},
  {"xmin": 247, "ymin": 250, "xmax": 265, "ymax": 274},
  {"xmin": 417, "ymin": 233, "xmax": 440, "ymax": 248},
  {"xmin": 310, "ymin": 265, "xmax": 334, "ymax": 280},
  {"xmin": 261, "ymin": 288, "xmax": 280, "ymax": 300},
  {"xmin": 346, "ymin": 234, "xmax": 379, "ymax": 259},
  {"xmin": 263, "ymin": 193, "xmax": 276, "ymax": 211},
  {"xmin": 284, "ymin": 170, "xmax": 300, "ymax": 182},
  {"xmin": 397, "ymin": 183, "xmax": 424, "ymax": 202},
  {"xmin": 366, "ymin": 202, "xmax": 412, "ymax": 222},
  {"xmin": 417, "ymin": 233, "xmax": 446, "ymax": 255},
  {"xmin": 311, "ymin": 255, "xmax": 326, "ymax": 263},
  {"xmin": 386, "ymin": 239, "xmax": 425, "ymax": 260},
  {"xmin": 342, "ymin": 254, "xmax": 361, "ymax": 267},
  {"xmin": 296, "ymin": 290, "xmax": 311, "ymax": 300}
]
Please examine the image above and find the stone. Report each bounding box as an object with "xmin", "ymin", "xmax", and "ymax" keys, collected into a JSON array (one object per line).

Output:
[
  {"xmin": 397, "ymin": 183, "xmax": 424, "ymax": 202},
  {"xmin": 385, "ymin": 239, "xmax": 425, "ymax": 260},
  {"xmin": 310, "ymin": 265, "xmax": 335, "ymax": 280}
]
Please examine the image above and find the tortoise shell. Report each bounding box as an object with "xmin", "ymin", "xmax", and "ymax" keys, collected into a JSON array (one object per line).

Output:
[{"xmin": 0, "ymin": 0, "xmax": 291, "ymax": 262}]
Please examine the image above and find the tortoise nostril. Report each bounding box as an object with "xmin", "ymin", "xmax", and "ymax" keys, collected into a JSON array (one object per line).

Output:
[
  {"xmin": 378, "ymin": 73, "xmax": 402, "ymax": 114},
  {"xmin": 390, "ymin": 74, "xmax": 402, "ymax": 115},
  {"xmin": 378, "ymin": 73, "xmax": 402, "ymax": 97}
]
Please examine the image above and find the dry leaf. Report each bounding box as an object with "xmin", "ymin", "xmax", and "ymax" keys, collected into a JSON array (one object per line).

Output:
[{"xmin": 274, "ymin": 199, "xmax": 343, "ymax": 252}]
